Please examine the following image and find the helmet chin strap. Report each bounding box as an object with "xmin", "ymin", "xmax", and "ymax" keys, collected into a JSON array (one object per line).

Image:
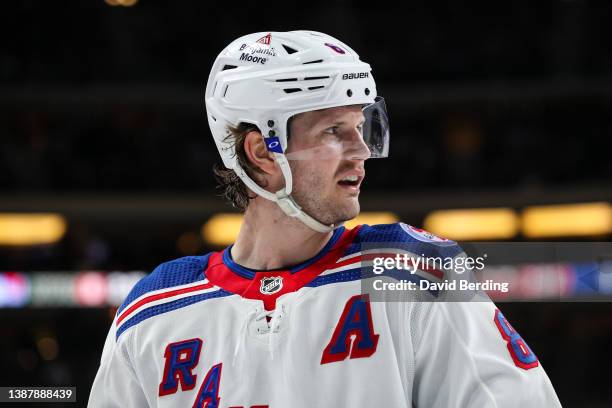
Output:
[{"xmin": 233, "ymin": 158, "xmax": 343, "ymax": 233}]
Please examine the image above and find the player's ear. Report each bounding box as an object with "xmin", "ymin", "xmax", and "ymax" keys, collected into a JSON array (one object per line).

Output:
[{"xmin": 243, "ymin": 130, "xmax": 277, "ymax": 175}]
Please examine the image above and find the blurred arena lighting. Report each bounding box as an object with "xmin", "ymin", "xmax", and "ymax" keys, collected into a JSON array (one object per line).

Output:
[
  {"xmin": 0, "ymin": 213, "xmax": 67, "ymax": 246},
  {"xmin": 106, "ymin": 271, "xmax": 146, "ymax": 306},
  {"xmin": 30, "ymin": 273, "xmax": 75, "ymax": 307},
  {"xmin": 0, "ymin": 271, "xmax": 145, "ymax": 307},
  {"xmin": 75, "ymin": 272, "xmax": 108, "ymax": 307},
  {"xmin": 345, "ymin": 212, "xmax": 399, "ymax": 229},
  {"xmin": 0, "ymin": 262, "xmax": 610, "ymax": 307},
  {"xmin": 105, "ymin": 0, "xmax": 139, "ymax": 6},
  {"xmin": 423, "ymin": 208, "xmax": 519, "ymax": 240},
  {"xmin": 36, "ymin": 336, "xmax": 59, "ymax": 361},
  {"xmin": 0, "ymin": 272, "xmax": 30, "ymax": 307},
  {"xmin": 202, "ymin": 212, "xmax": 399, "ymax": 246},
  {"xmin": 202, "ymin": 213, "xmax": 243, "ymax": 246},
  {"xmin": 522, "ymin": 202, "xmax": 612, "ymax": 238}
]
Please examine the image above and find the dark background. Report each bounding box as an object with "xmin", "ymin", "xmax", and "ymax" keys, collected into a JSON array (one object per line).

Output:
[{"xmin": 1, "ymin": 0, "xmax": 611, "ymax": 406}]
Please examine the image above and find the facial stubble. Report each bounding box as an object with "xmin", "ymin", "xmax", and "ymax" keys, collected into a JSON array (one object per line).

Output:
[{"xmin": 289, "ymin": 160, "xmax": 361, "ymax": 226}]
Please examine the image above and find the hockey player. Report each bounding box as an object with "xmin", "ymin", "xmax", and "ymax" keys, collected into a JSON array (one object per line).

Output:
[{"xmin": 88, "ymin": 31, "xmax": 561, "ymax": 407}]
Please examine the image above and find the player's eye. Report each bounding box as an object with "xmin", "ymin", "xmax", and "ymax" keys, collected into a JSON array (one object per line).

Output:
[{"xmin": 324, "ymin": 126, "xmax": 339, "ymax": 135}]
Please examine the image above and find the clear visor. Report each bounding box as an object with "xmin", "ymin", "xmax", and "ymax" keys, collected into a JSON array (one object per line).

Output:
[{"xmin": 284, "ymin": 96, "xmax": 390, "ymax": 161}]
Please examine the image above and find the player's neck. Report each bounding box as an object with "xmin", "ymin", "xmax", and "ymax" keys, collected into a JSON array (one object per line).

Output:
[{"xmin": 230, "ymin": 198, "xmax": 334, "ymax": 271}]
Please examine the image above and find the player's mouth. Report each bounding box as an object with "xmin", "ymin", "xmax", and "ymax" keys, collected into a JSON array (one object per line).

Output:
[{"xmin": 337, "ymin": 170, "xmax": 364, "ymax": 192}]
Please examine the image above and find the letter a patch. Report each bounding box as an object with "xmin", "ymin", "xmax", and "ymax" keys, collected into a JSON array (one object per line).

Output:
[
  {"xmin": 321, "ymin": 294, "xmax": 379, "ymax": 364},
  {"xmin": 192, "ymin": 363, "xmax": 222, "ymax": 408}
]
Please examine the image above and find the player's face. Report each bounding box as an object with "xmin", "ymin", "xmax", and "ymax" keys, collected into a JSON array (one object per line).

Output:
[{"xmin": 285, "ymin": 105, "xmax": 371, "ymax": 225}]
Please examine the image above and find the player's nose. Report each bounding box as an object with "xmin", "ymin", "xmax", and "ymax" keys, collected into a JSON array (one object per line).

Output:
[{"xmin": 343, "ymin": 128, "xmax": 372, "ymax": 161}]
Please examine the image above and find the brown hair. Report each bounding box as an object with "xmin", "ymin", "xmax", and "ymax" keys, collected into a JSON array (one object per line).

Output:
[{"xmin": 213, "ymin": 123, "xmax": 267, "ymax": 211}]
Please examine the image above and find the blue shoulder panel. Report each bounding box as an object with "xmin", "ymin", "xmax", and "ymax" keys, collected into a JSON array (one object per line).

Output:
[
  {"xmin": 307, "ymin": 223, "xmax": 464, "ymax": 290},
  {"xmin": 345, "ymin": 223, "xmax": 463, "ymax": 259},
  {"xmin": 115, "ymin": 254, "xmax": 233, "ymax": 340},
  {"xmin": 118, "ymin": 255, "xmax": 212, "ymax": 314}
]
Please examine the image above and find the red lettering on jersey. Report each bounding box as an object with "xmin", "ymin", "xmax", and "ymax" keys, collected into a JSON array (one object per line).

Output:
[{"xmin": 321, "ymin": 294, "xmax": 379, "ymax": 364}]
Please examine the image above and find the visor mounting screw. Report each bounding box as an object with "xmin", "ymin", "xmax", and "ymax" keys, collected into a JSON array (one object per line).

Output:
[
  {"xmin": 365, "ymin": 88, "xmax": 370, "ymax": 95},
  {"xmin": 268, "ymin": 130, "xmax": 276, "ymax": 137},
  {"xmin": 347, "ymin": 89, "xmax": 353, "ymax": 97},
  {"xmin": 267, "ymin": 120, "xmax": 275, "ymax": 127}
]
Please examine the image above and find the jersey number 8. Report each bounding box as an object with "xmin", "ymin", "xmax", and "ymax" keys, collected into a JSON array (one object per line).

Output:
[{"xmin": 494, "ymin": 309, "xmax": 539, "ymax": 370}]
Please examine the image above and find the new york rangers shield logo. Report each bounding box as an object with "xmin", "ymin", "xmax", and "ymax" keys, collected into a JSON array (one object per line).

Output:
[
  {"xmin": 260, "ymin": 276, "xmax": 283, "ymax": 295},
  {"xmin": 400, "ymin": 223, "xmax": 455, "ymax": 246}
]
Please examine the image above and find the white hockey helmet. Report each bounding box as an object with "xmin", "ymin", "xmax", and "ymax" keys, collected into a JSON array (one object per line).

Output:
[{"xmin": 205, "ymin": 30, "xmax": 390, "ymax": 232}]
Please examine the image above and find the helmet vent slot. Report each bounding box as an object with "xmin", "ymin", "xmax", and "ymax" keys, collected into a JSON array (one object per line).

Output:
[
  {"xmin": 282, "ymin": 44, "xmax": 298, "ymax": 54},
  {"xmin": 303, "ymin": 59, "xmax": 323, "ymax": 65},
  {"xmin": 304, "ymin": 76, "xmax": 329, "ymax": 80},
  {"xmin": 276, "ymin": 78, "xmax": 298, "ymax": 82},
  {"xmin": 222, "ymin": 64, "xmax": 237, "ymax": 71},
  {"xmin": 223, "ymin": 85, "xmax": 229, "ymax": 97},
  {"xmin": 308, "ymin": 86, "xmax": 324, "ymax": 91},
  {"xmin": 283, "ymin": 88, "xmax": 302, "ymax": 94}
]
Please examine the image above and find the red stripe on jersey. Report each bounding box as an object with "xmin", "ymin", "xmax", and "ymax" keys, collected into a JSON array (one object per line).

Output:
[
  {"xmin": 117, "ymin": 282, "xmax": 214, "ymax": 325},
  {"xmin": 333, "ymin": 252, "xmax": 444, "ymax": 279}
]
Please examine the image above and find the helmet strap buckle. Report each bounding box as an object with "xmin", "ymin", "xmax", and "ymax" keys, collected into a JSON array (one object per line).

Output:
[{"xmin": 275, "ymin": 191, "xmax": 301, "ymax": 217}]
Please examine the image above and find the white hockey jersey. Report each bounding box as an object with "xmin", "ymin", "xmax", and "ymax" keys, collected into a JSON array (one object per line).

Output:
[{"xmin": 88, "ymin": 223, "xmax": 561, "ymax": 407}]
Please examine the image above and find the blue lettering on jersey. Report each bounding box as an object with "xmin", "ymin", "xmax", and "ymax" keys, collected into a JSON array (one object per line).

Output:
[
  {"xmin": 158, "ymin": 338, "xmax": 203, "ymax": 396},
  {"xmin": 193, "ymin": 363, "xmax": 223, "ymax": 408},
  {"xmin": 321, "ymin": 294, "xmax": 379, "ymax": 364}
]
